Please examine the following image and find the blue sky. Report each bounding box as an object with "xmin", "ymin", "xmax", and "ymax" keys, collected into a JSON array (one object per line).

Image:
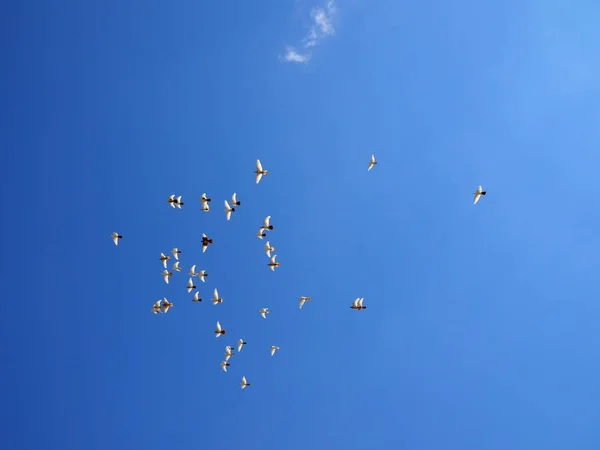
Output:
[{"xmin": 3, "ymin": 0, "xmax": 600, "ymax": 449}]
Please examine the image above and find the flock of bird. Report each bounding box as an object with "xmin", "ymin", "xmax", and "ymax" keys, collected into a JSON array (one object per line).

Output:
[{"xmin": 110, "ymin": 156, "xmax": 487, "ymax": 390}]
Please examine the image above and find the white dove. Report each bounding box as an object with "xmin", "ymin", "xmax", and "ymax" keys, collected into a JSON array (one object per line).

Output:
[
  {"xmin": 220, "ymin": 361, "xmax": 230, "ymax": 372},
  {"xmin": 175, "ymin": 195, "xmax": 184, "ymax": 209},
  {"xmin": 111, "ymin": 232, "xmax": 122, "ymax": 246},
  {"xmin": 368, "ymin": 154, "xmax": 377, "ymax": 171},
  {"xmin": 161, "ymin": 298, "xmax": 173, "ymax": 314},
  {"xmin": 240, "ymin": 376, "xmax": 250, "ymax": 389},
  {"xmin": 215, "ymin": 321, "xmax": 226, "ymax": 337},
  {"xmin": 237, "ymin": 339, "xmax": 247, "ymax": 352},
  {"xmin": 230, "ymin": 192, "xmax": 240, "ymax": 206},
  {"xmin": 188, "ymin": 265, "xmax": 198, "ymax": 277},
  {"xmin": 187, "ymin": 278, "xmax": 197, "ymax": 294},
  {"xmin": 261, "ymin": 215, "xmax": 274, "ymax": 231},
  {"xmin": 473, "ymin": 185, "xmax": 487, "ymax": 205},
  {"xmin": 350, "ymin": 297, "xmax": 367, "ymax": 310},
  {"xmin": 270, "ymin": 345, "xmax": 279, "ymax": 356},
  {"xmin": 150, "ymin": 300, "xmax": 162, "ymax": 314},
  {"xmin": 224, "ymin": 346, "xmax": 235, "ymax": 361},
  {"xmin": 224, "ymin": 200, "xmax": 235, "ymax": 221},
  {"xmin": 255, "ymin": 159, "xmax": 268, "ymax": 184},
  {"xmin": 298, "ymin": 296, "xmax": 311, "ymax": 309},
  {"xmin": 167, "ymin": 194, "xmax": 177, "ymax": 208},
  {"xmin": 172, "ymin": 261, "xmax": 181, "ymax": 272},
  {"xmin": 161, "ymin": 269, "xmax": 172, "ymax": 284},
  {"xmin": 268, "ymin": 255, "xmax": 280, "ymax": 271},
  {"xmin": 259, "ymin": 307, "xmax": 270, "ymax": 319},
  {"xmin": 199, "ymin": 193, "xmax": 211, "ymax": 212},
  {"xmin": 171, "ymin": 248, "xmax": 181, "ymax": 260},
  {"xmin": 192, "ymin": 291, "xmax": 202, "ymax": 303},
  {"xmin": 212, "ymin": 288, "xmax": 223, "ymax": 305},
  {"xmin": 159, "ymin": 252, "xmax": 170, "ymax": 268},
  {"xmin": 256, "ymin": 228, "xmax": 267, "ymax": 240},
  {"xmin": 264, "ymin": 241, "xmax": 275, "ymax": 258},
  {"xmin": 197, "ymin": 269, "xmax": 207, "ymax": 282}
]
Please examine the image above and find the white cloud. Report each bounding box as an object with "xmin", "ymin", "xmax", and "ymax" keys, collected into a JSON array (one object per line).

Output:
[
  {"xmin": 282, "ymin": 47, "xmax": 311, "ymax": 64},
  {"xmin": 282, "ymin": 1, "xmax": 337, "ymax": 63}
]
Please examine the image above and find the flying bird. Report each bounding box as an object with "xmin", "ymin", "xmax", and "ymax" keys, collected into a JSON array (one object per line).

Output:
[
  {"xmin": 187, "ymin": 278, "xmax": 197, "ymax": 294},
  {"xmin": 111, "ymin": 232, "xmax": 122, "ymax": 246},
  {"xmin": 172, "ymin": 261, "xmax": 181, "ymax": 272},
  {"xmin": 167, "ymin": 194, "xmax": 177, "ymax": 208},
  {"xmin": 259, "ymin": 307, "xmax": 270, "ymax": 319},
  {"xmin": 175, "ymin": 195, "xmax": 184, "ymax": 208},
  {"xmin": 268, "ymin": 255, "xmax": 280, "ymax": 271},
  {"xmin": 270, "ymin": 345, "xmax": 280, "ymax": 356},
  {"xmin": 237, "ymin": 339, "xmax": 247, "ymax": 352},
  {"xmin": 261, "ymin": 215, "xmax": 274, "ymax": 231},
  {"xmin": 197, "ymin": 269, "xmax": 207, "ymax": 282},
  {"xmin": 473, "ymin": 185, "xmax": 487, "ymax": 205},
  {"xmin": 199, "ymin": 193, "xmax": 211, "ymax": 212},
  {"xmin": 212, "ymin": 288, "xmax": 223, "ymax": 305},
  {"xmin": 192, "ymin": 291, "xmax": 202, "ymax": 303},
  {"xmin": 220, "ymin": 361, "xmax": 230, "ymax": 372},
  {"xmin": 161, "ymin": 269, "xmax": 172, "ymax": 284},
  {"xmin": 159, "ymin": 253, "xmax": 171, "ymax": 268},
  {"xmin": 188, "ymin": 264, "xmax": 198, "ymax": 277},
  {"xmin": 171, "ymin": 248, "xmax": 181, "ymax": 260},
  {"xmin": 224, "ymin": 200, "xmax": 235, "ymax": 221},
  {"xmin": 215, "ymin": 321, "xmax": 226, "ymax": 337},
  {"xmin": 224, "ymin": 346, "xmax": 235, "ymax": 361},
  {"xmin": 255, "ymin": 159, "xmax": 268, "ymax": 184},
  {"xmin": 256, "ymin": 228, "xmax": 267, "ymax": 240},
  {"xmin": 298, "ymin": 296, "xmax": 311, "ymax": 309},
  {"xmin": 201, "ymin": 233, "xmax": 213, "ymax": 253},
  {"xmin": 351, "ymin": 297, "xmax": 367, "ymax": 310},
  {"xmin": 368, "ymin": 154, "xmax": 377, "ymax": 171},
  {"xmin": 150, "ymin": 300, "xmax": 162, "ymax": 314},
  {"xmin": 240, "ymin": 376, "xmax": 250, "ymax": 389},
  {"xmin": 264, "ymin": 241, "xmax": 275, "ymax": 258},
  {"xmin": 161, "ymin": 298, "xmax": 173, "ymax": 314},
  {"xmin": 230, "ymin": 193, "xmax": 240, "ymax": 206}
]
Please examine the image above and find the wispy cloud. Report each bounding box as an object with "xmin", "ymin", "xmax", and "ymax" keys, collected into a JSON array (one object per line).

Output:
[
  {"xmin": 281, "ymin": 1, "xmax": 337, "ymax": 64},
  {"xmin": 282, "ymin": 47, "xmax": 311, "ymax": 64}
]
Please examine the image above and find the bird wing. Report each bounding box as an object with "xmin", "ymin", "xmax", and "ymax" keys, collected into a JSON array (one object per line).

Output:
[
  {"xmin": 256, "ymin": 159, "xmax": 263, "ymax": 172},
  {"xmin": 473, "ymin": 192, "xmax": 481, "ymax": 204},
  {"xmin": 111, "ymin": 233, "xmax": 119, "ymax": 246},
  {"xmin": 262, "ymin": 216, "xmax": 271, "ymax": 228},
  {"xmin": 215, "ymin": 321, "xmax": 222, "ymax": 333},
  {"xmin": 231, "ymin": 193, "xmax": 237, "ymax": 204},
  {"xmin": 298, "ymin": 298, "xmax": 306, "ymax": 309}
]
